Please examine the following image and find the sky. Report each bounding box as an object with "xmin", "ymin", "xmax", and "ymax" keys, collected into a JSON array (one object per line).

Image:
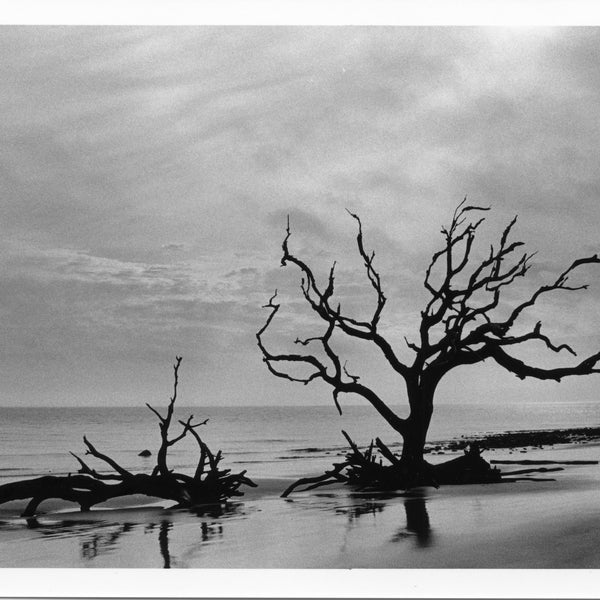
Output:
[{"xmin": 1, "ymin": 26, "xmax": 600, "ymax": 409}]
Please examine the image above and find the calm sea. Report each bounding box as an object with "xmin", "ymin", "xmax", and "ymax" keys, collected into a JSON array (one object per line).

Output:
[{"xmin": 0, "ymin": 401, "xmax": 599, "ymax": 483}]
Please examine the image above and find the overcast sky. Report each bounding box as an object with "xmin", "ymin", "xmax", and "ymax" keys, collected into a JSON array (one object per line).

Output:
[{"xmin": 1, "ymin": 26, "xmax": 600, "ymax": 409}]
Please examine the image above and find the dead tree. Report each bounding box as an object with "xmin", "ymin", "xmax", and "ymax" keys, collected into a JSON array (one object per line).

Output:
[
  {"xmin": 0, "ymin": 357, "xmax": 256, "ymax": 516},
  {"xmin": 258, "ymin": 200, "xmax": 600, "ymax": 488}
]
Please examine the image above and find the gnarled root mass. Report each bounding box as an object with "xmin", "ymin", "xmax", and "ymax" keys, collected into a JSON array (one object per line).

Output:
[
  {"xmin": 0, "ymin": 357, "xmax": 256, "ymax": 517},
  {"xmin": 281, "ymin": 432, "xmax": 501, "ymax": 497}
]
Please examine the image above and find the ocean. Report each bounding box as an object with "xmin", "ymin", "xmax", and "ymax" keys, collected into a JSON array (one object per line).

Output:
[{"xmin": 1, "ymin": 400, "xmax": 598, "ymax": 483}]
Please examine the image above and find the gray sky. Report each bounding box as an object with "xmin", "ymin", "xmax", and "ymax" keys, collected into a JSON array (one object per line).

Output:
[{"xmin": 1, "ymin": 26, "xmax": 600, "ymax": 408}]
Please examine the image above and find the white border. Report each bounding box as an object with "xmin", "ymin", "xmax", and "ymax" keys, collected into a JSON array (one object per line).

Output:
[
  {"xmin": 1, "ymin": 2, "xmax": 600, "ymax": 597},
  {"xmin": 1, "ymin": 568, "xmax": 600, "ymax": 598},
  {"xmin": 0, "ymin": 0, "xmax": 598, "ymax": 26}
]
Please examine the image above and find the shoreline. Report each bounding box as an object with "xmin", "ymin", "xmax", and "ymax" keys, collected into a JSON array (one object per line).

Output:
[
  {"xmin": 0, "ymin": 441, "xmax": 597, "ymax": 568},
  {"xmin": 1, "ymin": 425, "xmax": 599, "ymax": 508},
  {"xmin": 284, "ymin": 425, "xmax": 600, "ymax": 463}
]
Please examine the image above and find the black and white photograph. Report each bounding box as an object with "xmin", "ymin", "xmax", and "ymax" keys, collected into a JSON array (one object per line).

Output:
[{"xmin": 1, "ymin": 4, "xmax": 600, "ymax": 594}]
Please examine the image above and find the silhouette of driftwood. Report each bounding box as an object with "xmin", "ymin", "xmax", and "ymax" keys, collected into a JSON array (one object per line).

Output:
[
  {"xmin": 259, "ymin": 201, "xmax": 600, "ymax": 484},
  {"xmin": 433, "ymin": 443, "xmax": 501, "ymax": 485},
  {"xmin": 0, "ymin": 357, "xmax": 256, "ymax": 516},
  {"xmin": 491, "ymin": 459, "xmax": 598, "ymax": 465},
  {"xmin": 281, "ymin": 433, "xmax": 501, "ymax": 497},
  {"xmin": 499, "ymin": 467, "xmax": 563, "ymax": 476}
]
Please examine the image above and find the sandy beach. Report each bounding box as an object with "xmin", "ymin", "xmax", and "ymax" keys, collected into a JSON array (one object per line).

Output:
[{"xmin": 0, "ymin": 442, "xmax": 598, "ymax": 571}]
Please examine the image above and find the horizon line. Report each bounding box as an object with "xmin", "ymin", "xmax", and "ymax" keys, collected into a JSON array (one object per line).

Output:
[{"xmin": 0, "ymin": 399, "xmax": 592, "ymax": 409}]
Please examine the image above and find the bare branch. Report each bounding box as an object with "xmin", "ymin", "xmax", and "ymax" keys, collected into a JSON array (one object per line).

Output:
[
  {"xmin": 69, "ymin": 452, "xmax": 123, "ymax": 481},
  {"xmin": 489, "ymin": 346, "xmax": 600, "ymax": 382},
  {"xmin": 346, "ymin": 209, "xmax": 387, "ymax": 328},
  {"xmin": 404, "ymin": 336, "xmax": 420, "ymax": 353},
  {"xmin": 493, "ymin": 321, "xmax": 577, "ymax": 356},
  {"xmin": 82, "ymin": 436, "xmax": 133, "ymax": 479},
  {"xmin": 501, "ymin": 255, "xmax": 600, "ymax": 330},
  {"xmin": 257, "ymin": 287, "xmax": 408, "ymax": 434},
  {"xmin": 168, "ymin": 415, "xmax": 209, "ymax": 447},
  {"xmin": 146, "ymin": 403, "xmax": 164, "ymax": 423},
  {"xmin": 177, "ymin": 419, "xmax": 211, "ymax": 480},
  {"xmin": 417, "ymin": 201, "xmax": 599, "ymax": 380},
  {"xmin": 342, "ymin": 361, "xmax": 359, "ymax": 383},
  {"xmin": 152, "ymin": 356, "xmax": 190, "ymax": 476},
  {"xmin": 277, "ymin": 216, "xmax": 411, "ymax": 378}
]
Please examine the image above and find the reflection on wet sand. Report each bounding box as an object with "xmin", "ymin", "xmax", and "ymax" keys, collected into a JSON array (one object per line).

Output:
[
  {"xmin": 345, "ymin": 492, "xmax": 433, "ymax": 548},
  {"xmin": 289, "ymin": 488, "xmax": 434, "ymax": 550},
  {"xmin": 336, "ymin": 500, "xmax": 386, "ymax": 521},
  {"xmin": 12, "ymin": 503, "xmax": 242, "ymax": 567},
  {"xmin": 1, "ymin": 492, "xmax": 436, "ymax": 567},
  {"xmin": 158, "ymin": 520, "xmax": 172, "ymax": 568},
  {"xmin": 20, "ymin": 516, "xmax": 138, "ymax": 560},
  {"xmin": 146, "ymin": 517, "xmax": 225, "ymax": 567},
  {"xmin": 393, "ymin": 496, "xmax": 433, "ymax": 548},
  {"xmin": 82, "ymin": 523, "xmax": 135, "ymax": 560}
]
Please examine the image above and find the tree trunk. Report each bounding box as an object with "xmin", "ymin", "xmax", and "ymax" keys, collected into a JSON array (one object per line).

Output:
[
  {"xmin": 401, "ymin": 384, "xmax": 434, "ymax": 461},
  {"xmin": 395, "ymin": 383, "xmax": 436, "ymax": 486},
  {"xmin": 280, "ymin": 380, "xmax": 501, "ymax": 496}
]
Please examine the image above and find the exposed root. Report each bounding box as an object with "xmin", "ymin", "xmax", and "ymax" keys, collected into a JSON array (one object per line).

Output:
[{"xmin": 282, "ymin": 433, "xmax": 502, "ymax": 497}]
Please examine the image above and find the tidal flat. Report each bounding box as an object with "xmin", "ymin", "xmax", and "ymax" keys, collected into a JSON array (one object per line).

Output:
[{"xmin": 0, "ymin": 442, "xmax": 598, "ymax": 570}]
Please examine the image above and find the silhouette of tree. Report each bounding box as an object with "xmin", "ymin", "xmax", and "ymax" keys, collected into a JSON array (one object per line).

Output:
[{"xmin": 258, "ymin": 200, "xmax": 600, "ymax": 487}]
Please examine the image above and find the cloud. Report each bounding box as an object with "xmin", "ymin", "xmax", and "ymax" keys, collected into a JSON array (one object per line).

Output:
[{"xmin": 1, "ymin": 27, "xmax": 600, "ymax": 407}]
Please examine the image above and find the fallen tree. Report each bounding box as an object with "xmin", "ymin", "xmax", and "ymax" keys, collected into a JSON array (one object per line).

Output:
[
  {"xmin": 0, "ymin": 357, "xmax": 256, "ymax": 517},
  {"xmin": 259, "ymin": 201, "xmax": 600, "ymax": 491}
]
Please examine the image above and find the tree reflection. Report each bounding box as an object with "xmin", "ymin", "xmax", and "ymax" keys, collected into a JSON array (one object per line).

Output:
[
  {"xmin": 19, "ymin": 504, "xmax": 239, "ymax": 567},
  {"xmin": 333, "ymin": 490, "xmax": 434, "ymax": 549},
  {"xmin": 143, "ymin": 510, "xmax": 230, "ymax": 567},
  {"xmin": 158, "ymin": 520, "xmax": 172, "ymax": 568},
  {"xmin": 336, "ymin": 500, "xmax": 386, "ymax": 522},
  {"xmin": 402, "ymin": 496, "xmax": 432, "ymax": 547}
]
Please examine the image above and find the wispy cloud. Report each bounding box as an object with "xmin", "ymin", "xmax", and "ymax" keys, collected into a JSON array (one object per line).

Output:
[{"xmin": 1, "ymin": 27, "xmax": 600, "ymax": 406}]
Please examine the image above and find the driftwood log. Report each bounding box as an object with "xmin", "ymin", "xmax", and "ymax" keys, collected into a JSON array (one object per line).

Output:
[
  {"xmin": 0, "ymin": 357, "xmax": 256, "ymax": 516},
  {"xmin": 281, "ymin": 433, "xmax": 501, "ymax": 497}
]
